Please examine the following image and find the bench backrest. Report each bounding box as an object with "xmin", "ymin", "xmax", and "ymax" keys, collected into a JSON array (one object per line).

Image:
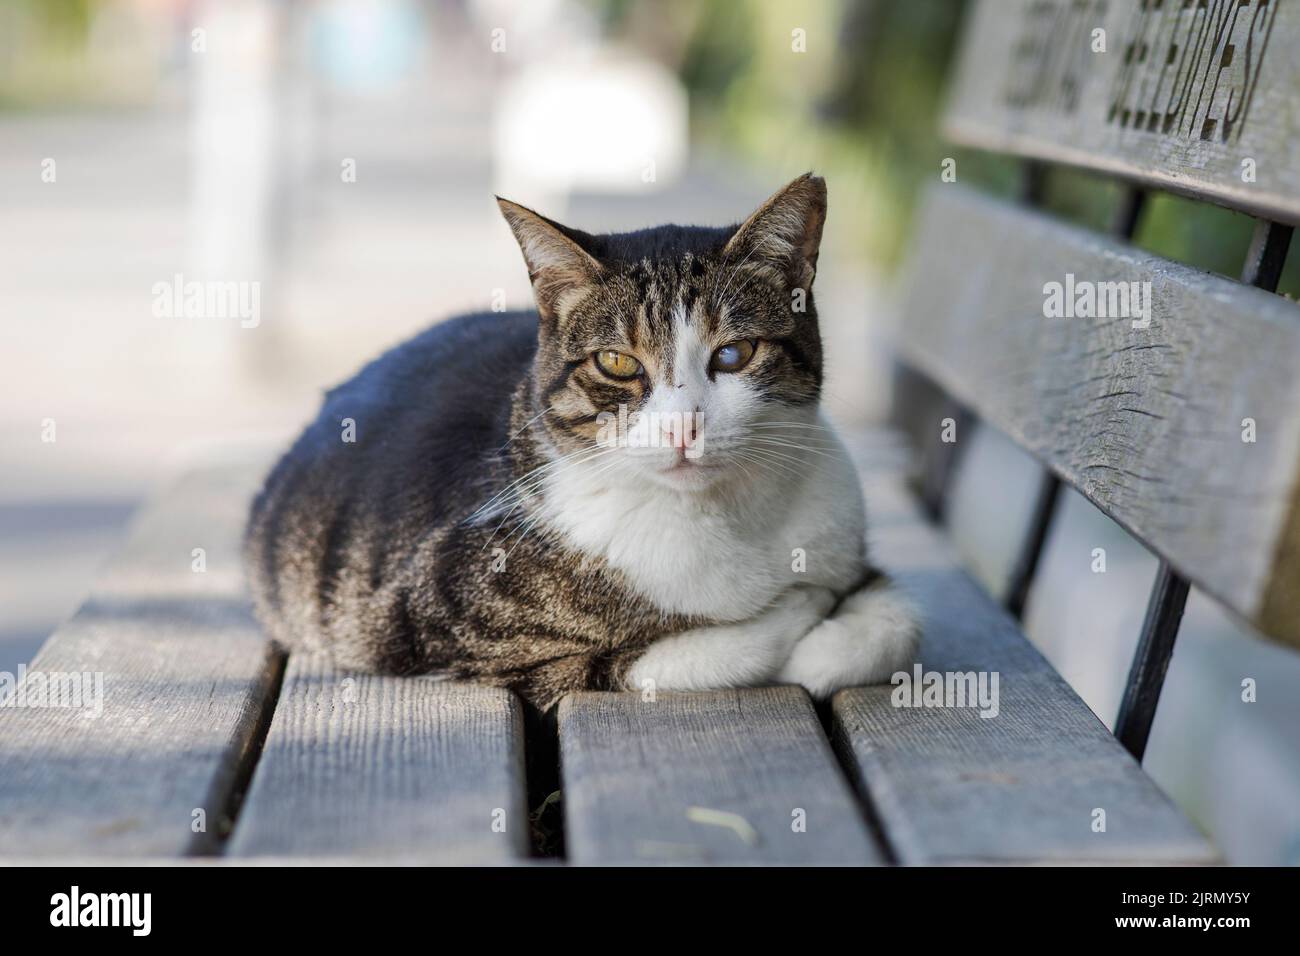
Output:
[
  {"xmin": 948, "ymin": 0, "xmax": 1300, "ymax": 222},
  {"xmin": 896, "ymin": 0, "xmax": 1300, "ymax": 760}
]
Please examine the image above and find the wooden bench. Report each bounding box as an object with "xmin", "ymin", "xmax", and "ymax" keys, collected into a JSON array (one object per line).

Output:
[{"xmin": 2, "ymin": 0, "xmax": 1296, "ymax": 865}]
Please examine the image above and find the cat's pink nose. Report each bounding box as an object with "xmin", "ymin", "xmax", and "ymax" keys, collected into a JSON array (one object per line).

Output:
[{"xmin": 661, "ymin": 413, "xmax": 699, "ymax": 449}]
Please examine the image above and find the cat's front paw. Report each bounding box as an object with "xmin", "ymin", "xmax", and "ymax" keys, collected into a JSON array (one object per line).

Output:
[
  {"xmin": 623, "ymin": 584, "xmax": 838, "ymax": 693},
  {"xmin": 776, "ymin": 579, "xmax": 921, "ymax": 699}
]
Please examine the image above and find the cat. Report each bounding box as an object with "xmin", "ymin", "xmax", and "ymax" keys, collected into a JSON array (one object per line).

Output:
[{"xmin": 244, "ymin": 173, "xmax": 920, "ymax": 711}]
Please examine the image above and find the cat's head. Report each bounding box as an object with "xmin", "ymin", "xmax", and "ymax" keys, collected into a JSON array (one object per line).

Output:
[{"xmin": 499, "ymin": 173, "xmax": 826, "ymax": 491}]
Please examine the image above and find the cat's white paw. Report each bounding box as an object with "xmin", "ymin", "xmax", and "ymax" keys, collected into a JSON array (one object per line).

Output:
[
  {"xmin": 773, "ymin": 582, "xmax": 840, "ymax": 625},
  {"xmin": 626, "ymin": 584, "xmax": 837, "ymax": 692},
  {"xmin": 776, "ymin": 580, "xmax": 921, "ymax": 699}
]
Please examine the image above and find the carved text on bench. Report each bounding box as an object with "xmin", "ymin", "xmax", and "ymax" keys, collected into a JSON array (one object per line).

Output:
[
  {"xmin": 1002, "ymin": 0, "xmax": 1279, "ymax": 145},
  {"xmin": 1108, "ymin": 0, "xmax": 1278, "ymax": 143}
]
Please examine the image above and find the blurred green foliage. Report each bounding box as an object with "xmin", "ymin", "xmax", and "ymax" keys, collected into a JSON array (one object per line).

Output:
[
  {"xmin": 0, "ymin": 0, "xmax": 140, "ymax": 110},
  {"xmin": 6, "ymin": 0, "xmax": 92, "ymax": 41},
  {"xmin": 594, "ymin": 0, "xmax": 1300, "ymax": 294},
  {"xmin": 596, "ymin": 0, "xmax": 1017, "ymax": 265}
]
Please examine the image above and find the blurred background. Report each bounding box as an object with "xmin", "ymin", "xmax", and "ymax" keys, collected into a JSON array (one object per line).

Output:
[{"xmin": 1, "ymin": 0, "xmax": 1296, "ymax": 864}]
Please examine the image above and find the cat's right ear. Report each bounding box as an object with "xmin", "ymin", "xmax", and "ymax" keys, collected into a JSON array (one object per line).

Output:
[{"xmin": 497, "ymin": 198, "xmax": 603, "ymax": 320}]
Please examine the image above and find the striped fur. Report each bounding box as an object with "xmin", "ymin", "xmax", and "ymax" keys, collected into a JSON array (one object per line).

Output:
[{"xmin": 244, "ymin": 174, "xmax": 909, "ymax": 710}]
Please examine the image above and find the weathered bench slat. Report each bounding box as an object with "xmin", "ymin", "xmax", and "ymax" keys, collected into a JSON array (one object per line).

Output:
[
  {"xmin": 0, "ymin": 461, "xmax": 281, "ymax": 858},
  {"xmin": 832, "ymin": 467, "xmax": 1218, "ymax": 864},
  {"xmin": 227, "ymin": 658, "xmax": 530, "ymax": 862},
  {"xmin": 945, "ymin": 0, "xmax": 1300, "ymax": 224},
  {"xmin": 898, "ymin": 183, "xmax": 1300, "ymax": 647},
  {"xmin": 558, "ymin": 686, "xmax": 883, "ymax": 864}
]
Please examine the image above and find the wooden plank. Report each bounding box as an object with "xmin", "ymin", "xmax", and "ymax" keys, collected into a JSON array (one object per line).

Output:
[
  {"xmin": 558, "ymin": 686, "xmax": 883, "ymax": 864},
  {"xmin": 832, "ymin": 467, "xmax": 1218, "ymax": 864},
  {"xmin": 0, "ymin": 458, "xmax": 282, "ymax": 858},
  {"xmin": 945, "ymin": 0, "xmax": 1300, "ymax": 223},
  {"xmin": 227, "ymin": 659, "xmax": 530, "ymax": 862},
  {"xmin": 898, "ymin": 183, "xmax": 1300, "ymax": 646}
]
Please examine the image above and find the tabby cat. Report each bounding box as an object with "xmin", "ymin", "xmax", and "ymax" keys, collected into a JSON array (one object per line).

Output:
[{"xmin": 245, "ymin": 174, "xmax": 920, "ymax": 711}]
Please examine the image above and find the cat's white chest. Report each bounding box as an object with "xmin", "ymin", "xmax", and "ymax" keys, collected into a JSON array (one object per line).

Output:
[
  {"xmin": 540, "ymin": 433, "xmax": 867, "ymax": 621},
  {"xmin": 617, "ymin": 497, "xmax": 783, "ymax": 620},
  {"xmin": 544, "ymin": 484, "xmax": 784, "ymax": 620}
]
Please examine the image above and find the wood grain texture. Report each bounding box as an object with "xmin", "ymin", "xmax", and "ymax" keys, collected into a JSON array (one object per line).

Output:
[
  {"xmin": 558, "ymin": 686, "xmax": 883, "ymax": 864},
  {"xmin": 832, "ymin": 466, "xmax": 1219, "ymax": 864},
  {"xmin": 0, "ymin": 459, "xmax": 282, "ymax": 858},
  {"xmin": 898, "ymin": 183, "xmax": 1300, "ymax": 646},
  {"xmin": 227, "ymin": 658, "xmax": 530, "ymax": 862},
  {"xmin": 945, "ymin": 0, "xmax": 1300, "ymax": 223}
]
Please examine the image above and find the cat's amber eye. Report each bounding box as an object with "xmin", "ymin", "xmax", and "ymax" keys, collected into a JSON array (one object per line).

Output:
[
  {"xmin": 594, "ymin": 349, "xmax": 643, "ymax": 380},
  {"xmin": 710, "ymin": 339, "xmax": 757, "ymax": 373}
]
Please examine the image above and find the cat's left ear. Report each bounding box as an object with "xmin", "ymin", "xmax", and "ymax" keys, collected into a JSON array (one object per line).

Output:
[
  {"xmin": 722, "ymin": 173, "xmax": 827, "ymax": 291},
  {"xmin": 497, "ymin": 198, "xmax": 603, "ymax": 320}
]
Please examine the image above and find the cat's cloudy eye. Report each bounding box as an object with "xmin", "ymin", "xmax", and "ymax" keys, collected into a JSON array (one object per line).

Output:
[
  {"xmin": 594, "ymin": 349, "xmax": 642, "ymax": 379},
  {"xmin": 710, "ymin": 339, "xmax": 756, "ymax": 373}
]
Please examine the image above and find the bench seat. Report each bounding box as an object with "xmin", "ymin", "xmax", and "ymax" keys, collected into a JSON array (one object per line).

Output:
[
  {"xmin": 838, "ymin": 436, "xmax": 1217, "ymax": 863},
  {"xmin": 0, "ymin": 437, "xmax": 1217, "ymax": 864}
]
